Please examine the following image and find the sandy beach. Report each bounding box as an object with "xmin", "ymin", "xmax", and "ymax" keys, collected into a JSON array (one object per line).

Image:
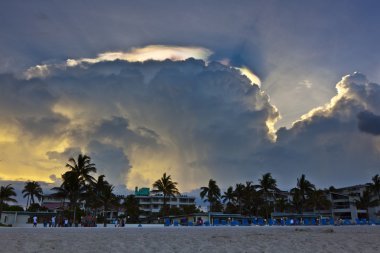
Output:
[{"xmin": 0, "ymin": 226, "xmax": 379, "ymax": 253}]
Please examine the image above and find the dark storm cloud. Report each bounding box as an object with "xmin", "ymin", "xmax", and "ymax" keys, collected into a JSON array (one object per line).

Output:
[
  {"xmin": 0, "ymin": 74, "xmax": 56, "ymax": 116},
  {"xmin": 86, "ymin": 140, "xmax": 131, "ymax": 185},
  {"xmin": 93, "ymin": 116, "xmax": 160, "ymax": 148},
  {"xmin": 17, "ymin": 115, "xmax": 69, "ymax": 138},
  {"xmin": 14, "ymin": 58, "xmax": 278, "ymax": 189},
  {"xmin": 3, "ymin": 0, "xmax": 380, "ymax": 129},
  {"xmin": 357, "ymin": 111, "xmax": 380, "ymax": 135},
  {"xmin": 1, "ymin": 55, "xmax": 380, "ymax": 192}
]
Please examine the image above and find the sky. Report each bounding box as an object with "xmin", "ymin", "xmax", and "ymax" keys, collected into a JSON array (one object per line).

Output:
[{"xmin": 1, "ymin": 0, "xmax": 380, "ymax": 204}]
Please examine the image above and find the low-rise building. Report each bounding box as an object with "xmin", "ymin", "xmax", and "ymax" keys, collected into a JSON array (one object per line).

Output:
[
  {"xmin": 331, "ymin": 184, "xmax": 379, "ymax": 221},
  {"xmin": 272, "ymin": 184, "xmax": 380, "ymax": 223},
  {"xmin": 133, "ymin": 187, "xmax": 196, "ymax": 217}
]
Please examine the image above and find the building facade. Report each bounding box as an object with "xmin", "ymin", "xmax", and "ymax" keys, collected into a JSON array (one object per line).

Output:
[
  {"xmin": 272, "ymin": 184, "xmax": 379, "ymax": 223},
  {"xmin": 331, "ymin": 184, "xmax": 379, "ymax": 221},
  {"xmin": 134, "ymin": 187, "xmax": 196, "ymax": 217}
]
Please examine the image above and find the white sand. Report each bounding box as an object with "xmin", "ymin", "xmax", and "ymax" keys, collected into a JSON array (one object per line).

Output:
[{"xmin": 0, "ymin": 226, "xmax": 379, "ymax": 253}]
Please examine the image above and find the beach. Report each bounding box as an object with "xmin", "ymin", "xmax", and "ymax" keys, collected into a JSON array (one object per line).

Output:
[{"xmin": 0, "ymin": 226, "xmax": 379, "ymax": 253}]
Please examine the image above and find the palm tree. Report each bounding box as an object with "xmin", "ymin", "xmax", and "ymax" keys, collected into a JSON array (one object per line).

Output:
[
  {"xmin": 222, "ymin": 186, "xmax": 237, "ymax": 214},
  {"xmin": 241, "ymin": 181, "xmax": 261, "ymax": 216},
  {"xmin": 291, "ymin": 174, "xmax": 315, "ymax": 213},
  {"xmin": 62, "ymin": 170, "xmax": 85, "ymax": 225},
  {"xmin": 123, "ymin": 195, "xmax": 140, "ymax": 223},
  {"xmin": 307, "ymin": 189, "xmax": 331, "ymax": 215},
  {"xmin": 66, "ymin": 154, "xmax": 97, "ymax": 186},
  {"xmin": 290, "ymin": 188, "xmax": 302, "ymax": 213},
  {"xmin": 256, "ymin": 173, "xmax": 280, "ymax": 218},
  {"xmin": 50, "ymin": 184, "xmax": 69, "ymax": 213},
  {"xmin": 22, "ymin": 181, "xmax": 43, "ymax": 209},
  {"xmin": 0, "ymin": 184, "xmax": 17, "ymax": 220},
  {"xmin": 97, "ymin": 180, "xmax": 118, "ymax": 227},
  {"xmin": 200, "ymin": 179, "xmax": 221, "ymax": 212},
  {"xmin": 369, "ymin": 174, "xmax": 380, "ymax": 204},
  {"xmin": 275, "ymin": 197, "xmax": 289, "ymax": 213},
  {"xmin": 355, "ymin": 188, "xmax": 377, "ymax": 219},
  {"xmin": 63, "ymin": 154, "xmax": 97, "ymax": 224},
  {"xmin": 152, "ymin": 173, "xmax": 180, "ymax": 216},
  {"xmin": 233, "ymin": 183, "xmax": 245, "ymax": 214},
  {"xmin": 83, "ymin": 175, "xmax": 107, "ymax": 217},
  {"xmin": 222, "ymin": 186, "xmax": 235, "ymax": 205}
]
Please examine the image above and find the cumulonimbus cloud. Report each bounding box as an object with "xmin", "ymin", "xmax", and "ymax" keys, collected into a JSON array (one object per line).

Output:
[{"xmin": 0, "ymin": 48, "xmax": 379, "ymax": 192}]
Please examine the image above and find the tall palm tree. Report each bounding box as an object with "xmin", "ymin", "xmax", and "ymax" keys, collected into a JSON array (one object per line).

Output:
[
  {"xmin": 0, "ymin": 184, "xmax": 17, "ymax": 220},
  {"xmin": 256, "ymin": 173, "xmax": 279, "ymax": 218},
  {"xmin": 62, "ymin": 170, "xmax": 85, "ymax": 224},
  {"xmin": 222, "ymin": 186, "xmax": 235, "ymax": 205},
  {"xmin": 291, "ymin": 174, "xmax": 315, "ymax": 213},
  {"xmin": 64, "ymin": 154, "xmax": 97, "ymax": 224},
  {"xmin": 233, "ymin": 183, "xmax": 245, "ymax": 214},
  {"xmin": 66, "ymin": 154, "xmax": 97, "ymax": 186},
  {"xmin": 241, "ymin": 181, "xmax": 261, "ymax": 216},
  {"xmin": 22, "ymin": 181, "xmax": 43, "ymax": 209},
  {"xmin": 83, "ymin": 175, "xmax": 107, "ymax": 217},
  {"xmin": 200, "ymin": 179, "xmax": 221, "ymax": 212},
  {"xmin": 152, "ymin": 173, "xmax": 180, "ymax": 216},
  {"xmin": 222, "ymin": 186, "xmax": 237, "ymax": 214},
  {"xmin": 97, "ymin": 180, "xmax": 118, "ymax": 227},
  {"xmin": 369, "ymin": 174, "xmax": 380, "ymax": 204}
]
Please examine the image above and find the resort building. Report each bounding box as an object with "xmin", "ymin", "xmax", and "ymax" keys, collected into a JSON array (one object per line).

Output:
[
  {"xmin": 41, "ymin": 196, "xmax": 69, "ymax": 211},
  {"xmin": 331, "ymin": 184, "xmax": 379, "ymax": 221},
  {"xmin": 272, "ymin": 184, "xmax": 380, "ymax": 223},
  {"xmin": 329, "ymin": 190, "xmax": 365, "ymax": 221},
  {"xmin": 41, "ymin": 195, "xmax": 124, "ymax": 224},
  {"xmin": 41, "ymin": 196, "xmax": 85, "ymax": 211},
  {"xmin": 272, "ymin": 185, "xmax": 380, "ymax": 223},
  {"xmin": 133, "ymin": 187, "xmax": 196, "ymax": 218}
]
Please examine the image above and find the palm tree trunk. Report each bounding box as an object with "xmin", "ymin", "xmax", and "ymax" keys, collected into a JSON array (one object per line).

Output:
[
  {"xmin": 265, "ymin": 192, "xmax": 269, "ymax": 219},
  {"xmin": 26, "ymin": 195, "xmax": 30, "ymax": 209},
  {"xmin": 163, "ymin": 194, "xmax": 167, "ymax": 217},
  {"xmin": 73, "ymin": 202, "xmax": 77, "ymax": 227},
  {"xmin": 103, "ymin": 204, "xmax": 107, "ymax": 227},
  {"xmin": 0, "ymin": 201, "xmax": 3, "ymax": 221}
]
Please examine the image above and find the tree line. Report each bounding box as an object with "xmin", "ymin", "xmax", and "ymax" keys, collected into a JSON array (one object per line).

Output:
[
  {"xmin": 1, "ymin": 154, "xmax": 380, "ymax": 224},
  {"xmin": 199, "ymin": 173, "xmax": 380, "ymax": 219}
]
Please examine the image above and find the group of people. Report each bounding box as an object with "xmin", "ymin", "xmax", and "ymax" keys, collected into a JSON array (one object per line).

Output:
[
  {"xmin": 114, "ymin": 218, "xmax": 126, "ymax": 227},
  {"xmin": 31, "ymin": 215, "xmax": 72, "ymax": 227}
]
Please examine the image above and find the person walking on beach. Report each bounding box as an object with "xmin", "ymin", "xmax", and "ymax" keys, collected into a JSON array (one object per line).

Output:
[
  {"xmin": 33, "ymin": 215, "xmax": 38, "ymax": 227},
  {"xmin": 51, "ymin": 216, "xmax": 56, "ymax": 227}
]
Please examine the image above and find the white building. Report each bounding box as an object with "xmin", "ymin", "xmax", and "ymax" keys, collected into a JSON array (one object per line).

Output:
[
  {"xmin": 0, "ymin": 211, "xmax": 57, "ymax": 227},
  {"xmin": 134, "ymin": 187, "xmax": 196, "ymax": 217},
  {"xmin": 332, "ymin": 184, "xmax": 379, "ymax": 221}
]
